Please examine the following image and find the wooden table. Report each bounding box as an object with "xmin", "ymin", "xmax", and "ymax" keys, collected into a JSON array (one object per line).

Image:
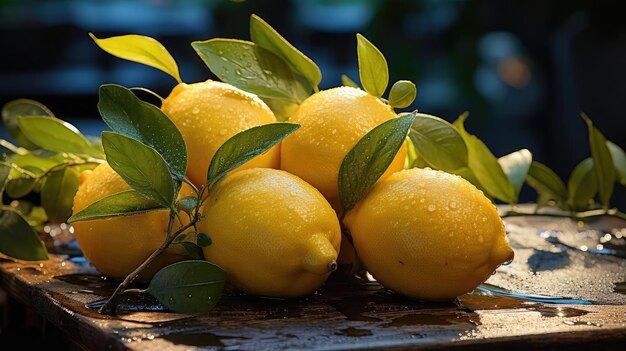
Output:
[{"xmin": 1, "ymin": 211, "xmax": 625, "ymax": 350}]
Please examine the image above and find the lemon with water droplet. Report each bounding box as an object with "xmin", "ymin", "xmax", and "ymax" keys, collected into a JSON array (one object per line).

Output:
[
  {"xmin": 281, "ymin": 86, "xmax": 406, "ymax": 210},
  {"xmin": 199, "ymin": 168, "xmax": 341, "ymax": 297},
  {"xmin": 72, "ymin": 163, "xmax": 194, "ymax": 279},
  {"xmin": 344, "ymin": 168, "xmax": 514, "ymax": 300},
  {"xmin": 162, "ymin": 80, "xmax": 280, "ymax": 187}
]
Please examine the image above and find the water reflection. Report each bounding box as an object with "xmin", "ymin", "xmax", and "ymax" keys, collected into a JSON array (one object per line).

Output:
[
  {"xmin": 478, "ymin": 283, "xmax": 592, "ymax": 305},
  {"xmin": 537, "ymin": 229, "xmax": 626, "ymax": 258}
]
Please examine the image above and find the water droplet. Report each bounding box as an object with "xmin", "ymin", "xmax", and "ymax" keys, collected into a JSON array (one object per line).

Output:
[
  {"xmin": 427, "ymin": 204, "xmax": 436, "ymax": 212},
  {"xmin": 219, "ymin": 128, "xmax": 228, "ymax": 136},
  {"xmin": 220, "ymin": 57, "xmax": 228, "ymax": 62},
  {"xmin": 235, "ymin": 68, "xmax": 242, "ymax": 76},
  {"xmin": 419, "ymin": 198, "xmax": 426, "ymax": 203},
  {"xmin": 481, "ymin": 216, "xmax": 488, "ymax": 222},
  {"xmin": 168, "ymin": 297, "xmax": 175, "ymax": 304},
  {"xmin": 187, "ymin": 294, "xmax": 192, "ymax": 299},
  {"xmin": 218, "ymin": 50, "xmax": 224, "ymax": 55},
  {"xmin": 192, "ymin": 107, "xmax": 199, "ymax": 114},
  {"xmin": 449, "ymin": 201, "xmax": 457, "ymax": 209}
]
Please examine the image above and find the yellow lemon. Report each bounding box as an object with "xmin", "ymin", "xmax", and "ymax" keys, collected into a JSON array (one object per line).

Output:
[
  {"xmin": 72, "ymin": 163, "xmax": 194, "ymax": 279},
  {"xmin": 161, "ymin": 80, "xmax": 280, "ymax": 187},
  {"xmin": 199, "ymin": 168, "xmax": 341, "ymax": 297},
  {"xmin": 344, "ymin": 168, "xmax": 514, "ymax": 300},
  {"xmin": 281, "ymin": 86, "xmax": 406, "ymax": 210}
]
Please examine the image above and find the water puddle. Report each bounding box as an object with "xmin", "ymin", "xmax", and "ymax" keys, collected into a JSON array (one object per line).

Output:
[
  {"xmin": 530, "ymin": 306, "xmax": 588, "ymax": 318},
  {"xmin": 478, "ymin": 283, "xmax": 592, "ymax": 305},
  {"xmin": 86, "ymin": 295, "xmax": 167, "ymax": 312},
  {"xmin": 54, "ymin": 274, "xmax": 117, "ymax": 296},
  {"xmin": 335, "ymin": 327, "xmax": 373, "ymax": 337},
  {"xmin": 563, "ymin": 320, "xmax": 602, "ymax": 327},
  {"xmin": 538, "ymin": 229, "xmax": 626, "ymax": 258}
]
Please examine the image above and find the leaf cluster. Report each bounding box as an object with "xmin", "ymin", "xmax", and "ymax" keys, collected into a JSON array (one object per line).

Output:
[{"xmin": 1, "ymin": 100, "xmax": 104, "ymax": 261}]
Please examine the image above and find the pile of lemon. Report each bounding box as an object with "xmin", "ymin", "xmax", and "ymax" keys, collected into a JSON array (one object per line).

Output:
[
  {"xmin": 74, "ymin": 80, "xmax": 513, "ymax": 301},
  {"xmin": 73, "ymin": 23, "xmax": 513, "ymax": 302}
]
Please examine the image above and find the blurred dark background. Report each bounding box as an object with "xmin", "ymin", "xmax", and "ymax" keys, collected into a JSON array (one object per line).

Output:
[{"xmin": 0, "ymin": 0, "xmax": 624, "ymax": 205}]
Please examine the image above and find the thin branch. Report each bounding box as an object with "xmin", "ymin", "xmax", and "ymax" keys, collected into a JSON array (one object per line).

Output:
[
  {"xmin": 0, "ymin": 161, "xmax": 38, "ymax": 177},
  {"xmin": 99, "ymin": 212, "xmax": 196, "ymax": 314},
  {"xmin": 501, "ymin": 208, "xmax": 626, "ymax": 222},
  {"xmin": 0, "ymin": 139, "xmax": 28, "ymax": 155}
]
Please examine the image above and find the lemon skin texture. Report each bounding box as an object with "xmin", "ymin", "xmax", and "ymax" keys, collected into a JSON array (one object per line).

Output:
[
  {"xmin": 281, "ymin": 86, "xmax": 406, "ymax": 210},
  {"xmin": 162, "ymin": 80, "xmax": 280, "ymax": 187},
  {"xmin": 200, "ymin": 168, "xmax": 341, "ymax": 297},
  {"xmin": 344, "ymin": 168, "xmax": 514, "ymax": 301},
  {"xmin": 72, "ymin": 163, "xmax": 194, "ymax": 280}
]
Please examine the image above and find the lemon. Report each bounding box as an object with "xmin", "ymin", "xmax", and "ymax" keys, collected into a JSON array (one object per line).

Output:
[
  {"xmin": 162, "ymin": 80, "xmax": 280, "ymax": 187},
  {"xmin": 199, "ymin": 168, "xmax": 341, "ymax": 297},
  {"xmin": 72, "ymin": 163, "xmax": 194, "ymax": 279},
  {"xmin": 281, "ymin": 86, "xmax": 406, "ymax": 210},
  {"xmin": 344, "ymin": 168, "xmax": 514, "ymax": 300}
]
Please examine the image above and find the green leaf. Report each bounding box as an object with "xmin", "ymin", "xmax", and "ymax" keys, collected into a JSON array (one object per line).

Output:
[
  {"xmin": 607, "ymin": 141, "xmax": 626, "ymax": 186},
  {"xmin": 101, "ymin": 132, "xmax": 175, "ymax": 209},
  {"xmin": 89, "ymin": 33, "xmax": 181, "ymax": 83},
  {"xmin": 0, "ymin": 164, "xmax": 10, "ymax": 192},
  {"xmin": 147, "ymin": 260, "xmax": 226, "ymax": 314},
  {"xmin": 356, "ymin": 33, "xmax": 389, "ymax": 97},
  {"xmin": 176, "ymin": 196, "xmax": 199, "ymax": 216},
  {"xmin": 98, "ymin": 84, "xmax": 187, "ymax": 179},
  {"xmin": 453, "ymin": 113, "xmax": 516, "ymax": 203},
  {"xmin": 498, "ymin": 148, "xmax": 532, "ymax": 201},
  {"xmin": 409, "ymin": 113, "xmax": 468, "ymax": 171},
  {"xmin": 339, "ymin": 113, "xmax": 416, "ymax": 211},
  {"xmin": 526, "ymin": 161, "xmax": 568, "ymax": 205},
  {"xmin": 341, "ymin": 74, "xmax": 359, "ymax": 88},
  {"xmin": 192, "ymin": 39, "xmax": 308, "ymax": 103},
  {"xmin": 388, "ymin": 80, "xmax": 417, "ymax": 109},
  {"xmin": 68, "ymin": 190, "xmax": 166, "ymax": 223},
  {"xmin": 567, "ymin": 158, "xmax": 597, "ymax": 210},
  {"xmin": 250, "ymin": 14, "xmax": 321, "ymax": 90},
  {"xmin": 173, "ymin": 232, "xmax": 192, "ymax": 244},
  {"xmin": 9, "ymin": 153, "xmax": 71, "ymax": 173},
  {"xmin": 41, "ymin": 167, "xmax": 79, "ymax": 223},
  {"xmin": 2, "ymin": 99, "xmax": 54, "ymax": 150},
  {"xmin": 207, "ymin": 123, "xmax": 300, "ymax": 186},
  {"xmin": 4, "ymin": 165, "xmax": 42, "ymax": 199},
  {"xmin": 581, "ymin": 113, "xmax": 615, "ymax": 208},
  {"xmin": 196, "ymin": 233, "xmax": 212, "ymax": 247},
  {"xmin": 0, "ymin": 209, "xmax": 48, "ymax": 261},
  {"xmin": 17, "ymin": 116, "xmax": 100, "ymax": 157},
  {"xmin": 179, "ymin": 242, "xmax": 205, "ymax": 260}
]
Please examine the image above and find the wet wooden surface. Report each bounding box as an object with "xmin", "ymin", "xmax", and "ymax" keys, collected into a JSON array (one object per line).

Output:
[{"xmin": 1, "ymin": 210, "xmax": 626, "ymax": 350}]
